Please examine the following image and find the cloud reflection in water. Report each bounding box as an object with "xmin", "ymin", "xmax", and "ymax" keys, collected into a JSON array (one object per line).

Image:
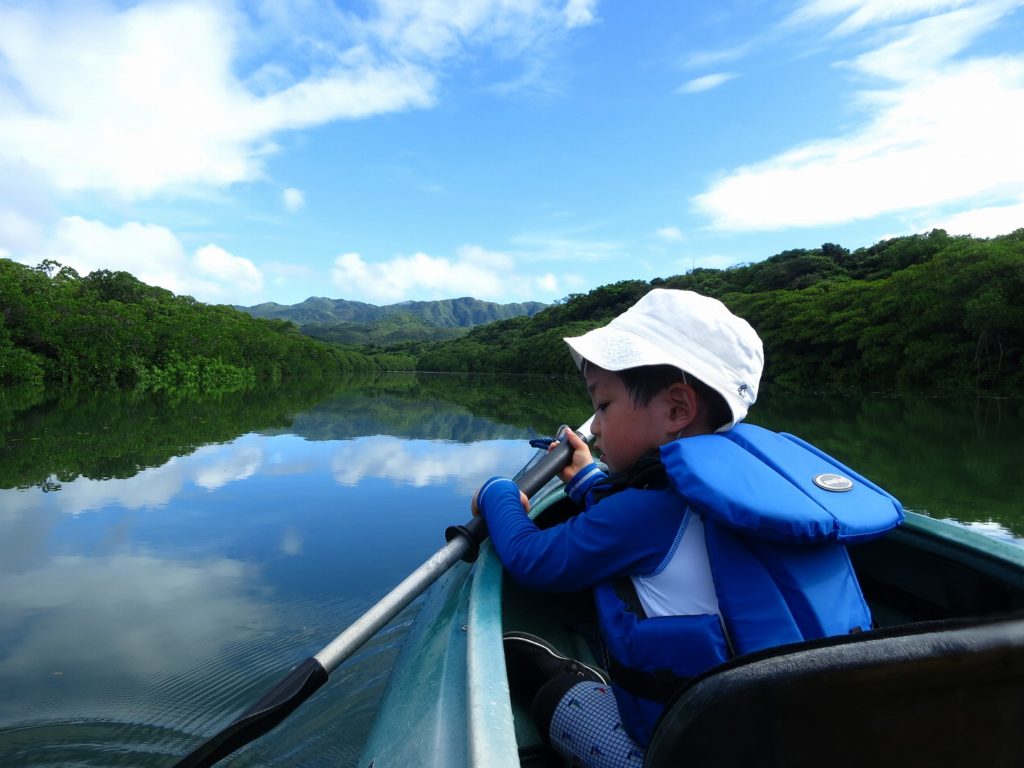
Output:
[{"xmin": 330, "ymin": 436, "xmax": 536, "ymax": 492}]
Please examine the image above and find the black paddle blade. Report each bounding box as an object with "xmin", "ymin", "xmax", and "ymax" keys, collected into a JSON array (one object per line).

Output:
[{"xmin": 173, "ymin": 656, "xmax": 328, "ymax": 768}]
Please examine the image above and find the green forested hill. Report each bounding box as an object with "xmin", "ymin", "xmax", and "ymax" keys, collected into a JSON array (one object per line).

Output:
[
  {"xmin": 0, "ymin": 259, "xmax": 381, "ymax": 391},
  {"xmin": 412, "ymin": 230, "xmax": 1024, "ymax": 395},
  {"xmin": 238, "ymin": 294, "xmax": 547, "ymax": 344},
  {"xmin": 242, "ymin": 296, "xmax": 378, "ymax": 324}
]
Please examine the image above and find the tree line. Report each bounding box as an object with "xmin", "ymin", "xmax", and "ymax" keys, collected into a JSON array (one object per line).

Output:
[
  {"xmin": 3, "ymin": 229, "xmax": 1021, "ymax": 396},
  {"xmin": 409, "ymin": 229, "xmax": 1024, "ymax": 395},
  {"xmin": 0, "ymin": 259, "xmax": 382, "ymax": 392}
]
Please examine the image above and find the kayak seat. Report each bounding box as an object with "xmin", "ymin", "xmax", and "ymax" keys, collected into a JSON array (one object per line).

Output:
[{"xmin": 644, "ymin": 612, "xmax": 1024, "ymax": 767}]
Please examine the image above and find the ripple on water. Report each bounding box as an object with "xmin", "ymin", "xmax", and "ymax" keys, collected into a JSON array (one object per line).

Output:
[{"xmin": 0, "ymin": 597, "xmax": 420, "ymax": 767}]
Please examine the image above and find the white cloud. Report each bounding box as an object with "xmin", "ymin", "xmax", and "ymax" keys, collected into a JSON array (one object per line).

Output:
[
  {"xmin": 564, "ymin": 0, "xmax": 599, "ymax": 28},
  {"xmin": 0, "ymin": 208, "xmax": 44, "ymax": 256},
  {"xmin": 695, "ymin": 1, "xmax": 1024, "ymax": 231},
  {"xmin": 676, "ymin": 73, "xmax": 737, "ymax": 94},
  {"xmin": 282, "ymin": 187, "xmax": 305, "ymax": 212},
  {"xmin": 249, "ymin": 61, "xmax": 436, "ymax": 129},
  {"xmin": 655, "ymin": 226, "xmax": 685, "ymax": 241},
  {"xmin": 0, "ymin": 2, "xmax": 436, "ymax": 199},
  {"xmin": 537, "ymin": 273, "xmax": 559, "ymax": 292},
  {"xmin": 788, "ymin": 0, "xmax": 979, "ymax": 36},
  {"xmin": 681, "ymin": 44, "xmax": 753, "ymax": 71},
  {"xmin": 0, "ymin": 0, "xmax": 596, "ymax": 197},
  {"xmin": 0, "ymin": 0, "xmax": 595, "ymax": 298},
  {"xmin": 331, "ymin": 245, "xmax": 519, "ymax": 302},
  {"xmin": 848, "ymin": 1, "xmax": 1012, "ymax": 80},
  {"xmin": 366, "ymin": 0, "xmax": 595, "ymax": 60},
  {"xmin": 0, "ymin": 160, "xmax": 52, "ymax": 255},
  {"xmin": 34, "ymin": 216, "xmax": 192, "ymax": 293},
  {"xmin": 328, "ymin": 240, "xmax": 604, "ymax": 302},
  {"xmin": 195, "ymin": 244, "xmax": 264, "ymax": 294},
  {"xmin": 23, "ymin": 216, "xmax": 263, "ymax": 303},
  {"xmin": 928, "ymin": 197, "xmax": 1024, "ymax": 237}
]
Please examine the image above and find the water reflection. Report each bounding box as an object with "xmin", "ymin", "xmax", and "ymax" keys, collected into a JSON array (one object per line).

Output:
[
  {"xmin": 0, "ymin": 373, "xmax": 552, "ymax": 767},
  {"xmin": 330, "ymin": 436, "xmax": 536, "ymax": 491},
  {"xmin": 0, "ymin": 373, "xmax": 548, "ymax": 492},
  {"xmin": 0, "ymin": 552, "xmax": 269, "ymax": 716}
]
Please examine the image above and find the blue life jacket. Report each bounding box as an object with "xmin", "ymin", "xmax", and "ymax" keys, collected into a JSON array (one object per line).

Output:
[{"xmin": 594, "ymin": 423, "xmax": 904, "ymax": 746}]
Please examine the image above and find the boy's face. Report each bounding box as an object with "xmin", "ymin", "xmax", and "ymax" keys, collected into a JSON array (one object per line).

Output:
[{"xmin": 585, "ymin": 365, "xmax": 676, "ymax": 473}]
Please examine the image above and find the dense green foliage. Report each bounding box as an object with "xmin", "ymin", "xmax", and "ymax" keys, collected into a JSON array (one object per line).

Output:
[
  {"xmin": 414, "ymin": 230, "xmax": 1024, "ymax": 395},
  {"xmin": 4, "ymin": 230, "xmax": 1022, "ymax": 396},
  {"xmin": 0, "ymin": 259, "xmax": 381, "ymax": 390}
]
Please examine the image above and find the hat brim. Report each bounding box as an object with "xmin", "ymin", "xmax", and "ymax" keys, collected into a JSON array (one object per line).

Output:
[
  {"xmin": 565, "ymin": 326, "xmax": 676, "ymax": 373},
  {"xmin": 564, "ymin": 326, "xmax": 750, "ymax": 431}
]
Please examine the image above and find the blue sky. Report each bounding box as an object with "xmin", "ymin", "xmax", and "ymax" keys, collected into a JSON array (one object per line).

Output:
[{"xmin": 1, "ymin": 0, "xmax": 1022, "ymax": 307}]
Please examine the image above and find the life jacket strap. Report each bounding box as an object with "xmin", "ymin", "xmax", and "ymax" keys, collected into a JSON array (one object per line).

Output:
[
  {"xmin": 606, "ymin": 656, "xmax": 692, "ymax": 704},
  {"xmin": 605, "ymin": 576, "xmax": 699, "ymax": 703}
]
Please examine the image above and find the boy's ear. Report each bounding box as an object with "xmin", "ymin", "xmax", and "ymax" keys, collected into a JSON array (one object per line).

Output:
[{"xmin": 665, "ymin": 381, "xmax": 699, "ymax": 433}]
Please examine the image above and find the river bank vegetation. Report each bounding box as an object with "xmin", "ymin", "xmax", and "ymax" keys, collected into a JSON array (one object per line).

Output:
[
  {"xmin": 410, "ymin": 229, "xmax": 1024, "ymax": 395},
  {"xmin": 2, "ymin": 229, "xmax": 1022, "ymax": 396},
  {"xmin": 0, "ymin": 259, "xmax": 382, "ymax": 392}
]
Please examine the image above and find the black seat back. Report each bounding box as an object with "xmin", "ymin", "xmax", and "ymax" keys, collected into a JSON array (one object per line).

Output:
[{"xmin": 645, "ymin": 615, "xmax": 1024, "ymax": 767}]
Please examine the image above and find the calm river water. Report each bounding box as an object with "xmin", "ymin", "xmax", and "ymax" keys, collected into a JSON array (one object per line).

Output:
[{"xmin": 1, "ymin": 372, "xmax": 1021, "ymax": 766}]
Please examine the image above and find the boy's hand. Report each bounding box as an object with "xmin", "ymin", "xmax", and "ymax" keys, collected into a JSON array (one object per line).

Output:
[
  {"xmin": 472, "ymin": 482, "xmax": 530, "ymax": 517},
  {"xmin": 550, "ymin": 428, "xmax": 593, "ymax": 484}
]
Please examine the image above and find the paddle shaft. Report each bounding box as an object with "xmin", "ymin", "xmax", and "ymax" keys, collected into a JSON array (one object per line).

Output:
[{"xmin": 173, "ymin": 419, "xmax": 592, "ymax": 768}]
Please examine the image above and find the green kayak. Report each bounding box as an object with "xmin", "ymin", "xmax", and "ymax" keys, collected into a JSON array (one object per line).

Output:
[{"xmin": 358, "ymin": 484, "xmax": 1024, "ymax": 767}]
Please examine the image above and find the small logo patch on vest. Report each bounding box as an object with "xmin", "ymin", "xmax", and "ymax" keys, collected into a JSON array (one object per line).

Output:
[{"xmin": 813, "ymin": 473, "xmax": 854, "ymax": 492}]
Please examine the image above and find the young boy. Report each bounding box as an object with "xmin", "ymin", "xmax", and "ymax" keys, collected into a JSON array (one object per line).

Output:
[{"xmin": 472, "ymin": 289, "xmax": 902, "ymax": 768}]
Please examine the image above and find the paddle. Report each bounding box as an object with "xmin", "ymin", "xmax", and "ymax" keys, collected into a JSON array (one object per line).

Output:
[{"xmin": 172, "ymin": 418, "xmax": 593, "ymax": 768}]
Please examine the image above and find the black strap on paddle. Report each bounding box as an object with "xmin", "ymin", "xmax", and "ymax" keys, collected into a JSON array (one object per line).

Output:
[{"xmin": 172, "ymin": 419, "xmax": 590, "ymax": 768}]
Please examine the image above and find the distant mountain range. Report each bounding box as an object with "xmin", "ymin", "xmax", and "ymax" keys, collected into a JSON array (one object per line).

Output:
[{"xmin": 236, "ymin": 296, "xmax": 548, "ymax": 345}]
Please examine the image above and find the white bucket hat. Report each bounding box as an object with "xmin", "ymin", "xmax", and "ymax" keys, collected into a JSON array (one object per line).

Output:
[{"xmin": 563, "ymin": 288, "xmax": 764, "ymax": 431}]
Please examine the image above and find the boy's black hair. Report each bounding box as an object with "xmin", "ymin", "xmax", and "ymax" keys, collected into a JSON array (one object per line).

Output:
[{"xmin": 615, "ymin": 363, "xmax": 732, "ymax": 432}]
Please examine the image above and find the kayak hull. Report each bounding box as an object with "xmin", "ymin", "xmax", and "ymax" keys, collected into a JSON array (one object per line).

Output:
[{"xmin": 357, "ymin": 543, "xmax": 519, "ymax": 767}]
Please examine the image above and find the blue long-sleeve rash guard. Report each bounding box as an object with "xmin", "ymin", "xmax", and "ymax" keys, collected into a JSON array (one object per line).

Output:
[{"xmin": 475, "ymin": 467, "xmax": 686, "ymax": 593}]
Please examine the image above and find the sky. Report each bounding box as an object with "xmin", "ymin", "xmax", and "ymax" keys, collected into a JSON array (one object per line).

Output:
[{"xmin": 1, "ymin": 0, "xmax": 1022, "ymax": 308}]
